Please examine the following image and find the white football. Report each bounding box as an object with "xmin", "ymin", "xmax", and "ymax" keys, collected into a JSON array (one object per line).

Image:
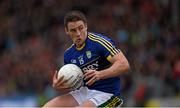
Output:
[{"xmin": 58, "ymin": 64, "xmax": 83, "ymax": 90}]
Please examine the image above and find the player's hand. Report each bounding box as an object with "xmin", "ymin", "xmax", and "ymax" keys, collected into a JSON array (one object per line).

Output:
[
  {"xmin": 84, "ymin": 70, "xmax": 101, "ymax": 86},
  {"xmin": 52, "ymin": 70, "xmax": 71, "ymax": 93}
]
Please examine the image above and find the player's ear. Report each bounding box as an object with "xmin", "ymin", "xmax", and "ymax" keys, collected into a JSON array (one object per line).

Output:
[
  {"xmin": 84, "ymin": 23, "xmax": 88, "ymax": 30},
  {"xmin": 65, "ymin": 27, "xmax": 69, "ymax": 35}
]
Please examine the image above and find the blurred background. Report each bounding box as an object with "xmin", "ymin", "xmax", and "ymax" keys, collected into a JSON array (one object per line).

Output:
[{"xmin": 0, "ymin": 0, "xmax": 179, "ymax": 107}]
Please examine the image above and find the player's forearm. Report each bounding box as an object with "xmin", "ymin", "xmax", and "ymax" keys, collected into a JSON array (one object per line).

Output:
[{"xmin": 99, "ymin": 60, "xmax": 130, "ymax": 79}]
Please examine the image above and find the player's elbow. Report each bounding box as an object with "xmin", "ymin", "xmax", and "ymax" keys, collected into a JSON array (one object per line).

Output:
[
  {"xmin": 118, "ymin": 59, "xmax": 130, "ymax": 73},
  {"xmin": 125, "ymin": 61, "xmax": 130, "ymax": 72}
]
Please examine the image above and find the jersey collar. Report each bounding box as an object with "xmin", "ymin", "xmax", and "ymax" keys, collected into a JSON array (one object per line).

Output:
[{"xmin": 76, "ymin": 42, "xmax": 86, "ymax": 50}]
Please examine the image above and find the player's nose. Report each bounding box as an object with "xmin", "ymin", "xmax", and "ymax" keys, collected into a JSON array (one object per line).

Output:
[{"xmin": 76, "ymin": 29, "xmax": 81, "ymax": 35}]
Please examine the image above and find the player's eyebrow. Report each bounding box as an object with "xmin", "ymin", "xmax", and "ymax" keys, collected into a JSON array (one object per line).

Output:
[{"xmin": 70, "ymin": 25, "xmax": 83, "ymax": 31}]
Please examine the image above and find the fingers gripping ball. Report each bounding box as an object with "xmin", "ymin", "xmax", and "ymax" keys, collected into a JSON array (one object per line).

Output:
[{"xmin": 58, "ymin": 64, "xmax": 84, "ymax": 90}]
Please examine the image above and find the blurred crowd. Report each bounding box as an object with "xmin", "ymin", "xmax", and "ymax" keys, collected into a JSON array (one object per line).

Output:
[{"xmin": 0, "ymin": 0, "xmax": 179, "ymax": 107}]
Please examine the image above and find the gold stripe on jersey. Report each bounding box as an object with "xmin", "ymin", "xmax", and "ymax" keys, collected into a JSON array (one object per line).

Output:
[
  {"xmin": 98, "ymin": 96, "xmax": 123, "ymax": 107},
  {"xmin": 88, "ymin": 34, "xmax": 115, "ymax": 55},
  {"xmin": 107, "ymin": 55, "xmax": 112, "ymax": 61},
  {"xmin": 89, "ymin": 33, "xmax": 120, "ymax": 54},
  {"xmin": 88, "ymin": 34, "xmax": 120, "ymax": 55},
  {"xmin": 89, "ymin": 33, "xmax": 112, "ymax": 46},
  {"xmin": 88, "ymin": 34, "xmax": 117, "ymax": 55}
]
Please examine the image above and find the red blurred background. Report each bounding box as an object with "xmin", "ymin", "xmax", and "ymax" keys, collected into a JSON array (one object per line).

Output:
[{"xmin": 0, "ymin": 0, "xmax": 179, "ymax": 107}]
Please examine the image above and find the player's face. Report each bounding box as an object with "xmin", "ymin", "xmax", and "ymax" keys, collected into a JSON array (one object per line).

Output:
[{"xmin": 65, "ymin": 20, "xmax": 87, "ymax": 48}]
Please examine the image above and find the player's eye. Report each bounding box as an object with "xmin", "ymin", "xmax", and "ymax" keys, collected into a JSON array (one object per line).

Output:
[
  {"xmin": 70, "ymin": 29, "xmax": 76, "ymax": 32},
  {"xmin": 79, "ymin": 26, "xmax": 83, "ymax": 31}
]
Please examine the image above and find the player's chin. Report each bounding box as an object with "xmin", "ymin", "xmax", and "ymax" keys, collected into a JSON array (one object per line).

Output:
[{"xmin": 76, "ymin": 42, "xmax": 83, "ymax": 47}]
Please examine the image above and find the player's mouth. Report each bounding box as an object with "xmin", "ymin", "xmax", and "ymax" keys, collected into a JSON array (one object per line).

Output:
[{"xmin": 76, "ymin": 38, "xmax": 81, "ymax": 43}]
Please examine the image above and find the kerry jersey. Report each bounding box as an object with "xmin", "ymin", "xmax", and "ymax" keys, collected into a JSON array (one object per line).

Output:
[{"xmin": 64, "ymin": 32, "xmax": 121, "ymax": 96}]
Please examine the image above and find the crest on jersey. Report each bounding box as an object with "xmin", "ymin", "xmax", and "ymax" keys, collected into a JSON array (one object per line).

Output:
[{"xmin": 86, "ymin": 51, "xmax": 91, "ymax": 58}]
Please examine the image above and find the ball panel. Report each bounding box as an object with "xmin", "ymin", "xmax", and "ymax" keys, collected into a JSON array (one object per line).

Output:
[{"xmin": 58, "ymin": 64, "xmax": 83, "ymax": 90}]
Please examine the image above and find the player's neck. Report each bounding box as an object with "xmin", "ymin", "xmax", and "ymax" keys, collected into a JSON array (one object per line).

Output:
[{"xmin": 76, "ymin": 42, "xmax": 85, "ymax": 50}]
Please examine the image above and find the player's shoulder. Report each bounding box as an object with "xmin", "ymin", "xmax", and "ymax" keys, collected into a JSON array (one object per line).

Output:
[
  {"xmin": 88, "ymin": 32, "xmax": 111, "ymax": 41},
  {"xmin": 88, "ymin": 32, "xmax": 114, "ymax": 45},
  {"xmin": 64, "ymin": 44, "xmax": 75, "ymax": 56}
]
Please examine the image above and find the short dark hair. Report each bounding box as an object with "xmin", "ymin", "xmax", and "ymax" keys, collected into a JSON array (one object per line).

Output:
[{"xmin": 64, "ymin": 10, "xmax": 87, "ymax": 29}]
